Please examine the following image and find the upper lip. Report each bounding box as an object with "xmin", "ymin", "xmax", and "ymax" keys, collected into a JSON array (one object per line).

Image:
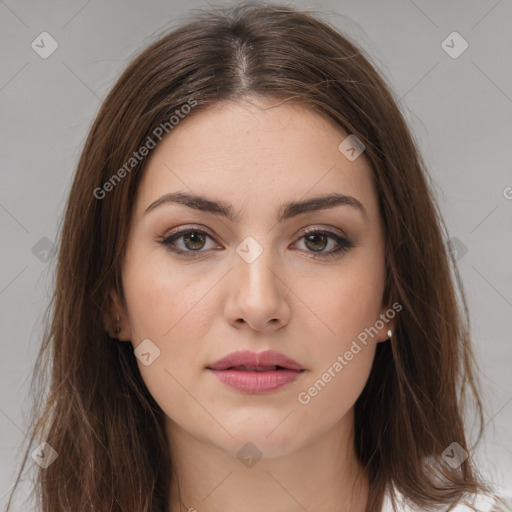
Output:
[{"xmin": 207, "ymin": 350, "xmax": 304, "ymax": 371}]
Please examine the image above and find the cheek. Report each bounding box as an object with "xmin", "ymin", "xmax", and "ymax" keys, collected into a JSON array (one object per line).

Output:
[
  {"xmin": 293, "ymin": 256, "xmax": 385, "ymax": 355},
  {"xmin": 123, "ymin": 246, "xmax": 212, "ymax": 341},
  {"xmin": 291, "ymin": 257, "xmax": 384, "ymax": 414},
  {"xmin": 120, "ymin": 251, "xmax": 222, "ymax": 418},
  {"xmin": 296, "ymin": 342, "xmax": 376, "ymax": 434}
]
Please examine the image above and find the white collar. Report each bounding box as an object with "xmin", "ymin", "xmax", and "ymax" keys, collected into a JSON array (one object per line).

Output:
[{"xmin": 380, "ymin": 487, "xmax": 498, "ymax": 511}]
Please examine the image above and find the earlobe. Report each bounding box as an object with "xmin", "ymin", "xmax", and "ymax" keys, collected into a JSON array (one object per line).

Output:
[
  {"xmin": 102, "ymin": 289, "xmax": 131, "ymax": 342},
  {"xmin": 376, "ymin": 323, "xmax": 395, "ymax": 344},
  {"xmin": 376, "ymin": 303, "xmax": 399, "ymax": 343}
]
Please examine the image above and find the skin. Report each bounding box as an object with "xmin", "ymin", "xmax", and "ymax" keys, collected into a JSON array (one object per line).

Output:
[{"xmin": 108, "ymin": 96, "xmax": 396, "ymax": 512}]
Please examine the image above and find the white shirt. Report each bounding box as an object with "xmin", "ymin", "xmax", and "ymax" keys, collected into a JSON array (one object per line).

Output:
[{"xmin": 380, "ymin": 488, "xmax": 501, "ymax": 511}]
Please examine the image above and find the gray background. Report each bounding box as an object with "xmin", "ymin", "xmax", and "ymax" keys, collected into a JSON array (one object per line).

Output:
[{"xmin": 1, "ymin": 0, "xmax": 511, "ymax": 506}]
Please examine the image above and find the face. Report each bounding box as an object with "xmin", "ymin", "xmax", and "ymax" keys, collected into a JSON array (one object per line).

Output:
[{"xmin": 112, "ymin": 96, "xmax": 394, "ymax": 459}]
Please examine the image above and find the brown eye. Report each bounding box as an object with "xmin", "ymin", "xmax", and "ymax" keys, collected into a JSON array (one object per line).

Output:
[
  {"xmin": 294, "ymin": 229, "xmax": 353, "ymax": 259},
  {"xmin": 181, "ymin": 231, "xmax": 207, "ymax": 251},
  {"xmin": 304, "ymin": 232, "xmax": 329, "ymax": 252},
  {"xmin": 159, "ymin": 228, "xmax": 218, "ymax": 257}
]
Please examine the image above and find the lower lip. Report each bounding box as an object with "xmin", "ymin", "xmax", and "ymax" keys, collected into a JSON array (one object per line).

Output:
[{"xmin": 207, "ymin": 369, "xmax": 304, "ymax": 393}]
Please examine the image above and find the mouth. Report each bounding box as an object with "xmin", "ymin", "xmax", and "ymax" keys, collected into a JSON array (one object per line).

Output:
[
  {"xmin": 206, "ymin": 350, "xmax": 305, "ymax": 393},
  {"xmin": 206, "ymin": 349, "xmax": 305, "ymax": 371}
]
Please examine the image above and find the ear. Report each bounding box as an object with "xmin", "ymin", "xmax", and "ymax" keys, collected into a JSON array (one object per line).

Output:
[
  {"xmin": 375, "ymin": 301, "xmax": 401, "ymax": 343},
  {"xmin": 102, "ymin": 289, "xmax": 131, "ymax": 342}
]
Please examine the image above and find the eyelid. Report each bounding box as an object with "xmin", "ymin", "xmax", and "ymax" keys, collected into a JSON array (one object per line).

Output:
[
  {"xmin": 161, "ymin": 223, "xmax": 349, "ymax": 242},
  {"xmin": 160, "ymin": 223, "xmax": 218, "ymax": 241},
  {"xmin": 294, "ymin": 224, "xmax": 349, "ymax": 240}
]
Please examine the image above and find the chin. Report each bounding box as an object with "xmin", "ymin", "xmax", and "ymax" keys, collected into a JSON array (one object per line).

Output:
[{"xmin": 210, "ymin": 417, "xmax": 307, "ymax": 459}]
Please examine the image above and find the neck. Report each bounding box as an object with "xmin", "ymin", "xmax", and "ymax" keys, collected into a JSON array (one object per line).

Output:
[{"xmin": 167, "ymin": 412, "xmax": 369, "ymax": 512}]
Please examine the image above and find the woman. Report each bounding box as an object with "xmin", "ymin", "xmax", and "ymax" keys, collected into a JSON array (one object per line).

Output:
[{"xmin": 7, "ymin": 2, "xmax": 508, "ymax": 511}]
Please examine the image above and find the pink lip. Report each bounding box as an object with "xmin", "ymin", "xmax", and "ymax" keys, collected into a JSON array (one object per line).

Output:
[
  {"xmin": 206, "ymin": 350, "xmax": 305, "ymax": 394},
  {"xmin": 207, "ymin": 350, "xmax": 304, "ymax": 371}
]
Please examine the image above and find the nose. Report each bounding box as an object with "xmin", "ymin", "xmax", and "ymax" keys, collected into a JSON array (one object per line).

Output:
[{"xmin": 224, "ymin": 244, "xmax": 291, "ymax": 332}]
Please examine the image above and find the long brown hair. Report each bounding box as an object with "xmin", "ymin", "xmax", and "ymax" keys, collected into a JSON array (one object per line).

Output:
[{"xmin": 7, "ymin": 2, "xmax": 492, "ymax": 511}]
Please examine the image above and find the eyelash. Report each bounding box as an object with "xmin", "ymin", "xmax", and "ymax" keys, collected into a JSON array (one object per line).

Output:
[{"xmin": 157, "ymin": 226, "xmax": 353, "ymax": 259}]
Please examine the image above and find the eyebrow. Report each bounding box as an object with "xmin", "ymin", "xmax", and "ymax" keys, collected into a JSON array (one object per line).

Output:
[{"xmin": 144, "ymin": 191, "xmax": 368, "ymax": 223}]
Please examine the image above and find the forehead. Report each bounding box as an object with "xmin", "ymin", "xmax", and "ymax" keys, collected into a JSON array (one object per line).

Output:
[{"xmin": 133, "ymin": 97, "xmax": 379, "ymax": 222}]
